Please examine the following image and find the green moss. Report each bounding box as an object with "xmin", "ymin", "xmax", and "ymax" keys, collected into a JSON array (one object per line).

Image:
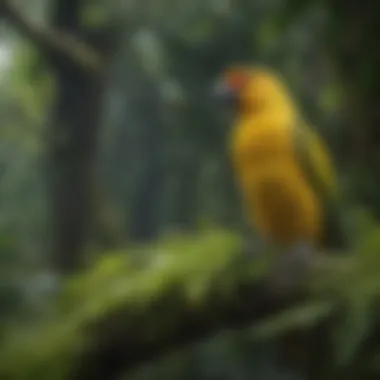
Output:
[
  {"xmin": 0, "ymin": 230, "xmax": 243, "ymax": 379},
  {"xmin": 1, "ymin": 227, "xmax": 380, "ymax": 379}
]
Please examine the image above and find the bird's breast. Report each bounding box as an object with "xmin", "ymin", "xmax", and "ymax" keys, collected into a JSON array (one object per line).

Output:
[
  {"xmin": 231, "ymin": 119, "xmax": 295, "ymax": 175},
  {"xmin": 230, "ymin": 119, "xmax": 321, "ymax": 244}
]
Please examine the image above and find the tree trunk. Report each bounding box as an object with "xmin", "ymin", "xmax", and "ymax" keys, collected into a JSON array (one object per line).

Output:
[
  {"xmin": 47, "ymin": 0, "xmax": 105, "ymax": 273},
  {"xmin": 170, "ymin": 144, "xmax": 199, "ymax": 232},
  {"xmin": 128, "ymin": 83, "xmax": 164, "ymax": 243},
  {"xmin": 48, "ymin": 69, "xmax": 104, "ymax": 272},
  {"xmin": 328, "ymin": 0, "xmax": 380, "ymax": 217},
  {"xmin": 329, "ymin": 1, "xmax": 380, "ymax": 160}
]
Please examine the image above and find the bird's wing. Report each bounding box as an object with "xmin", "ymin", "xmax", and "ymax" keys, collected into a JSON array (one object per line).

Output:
[
  {"xmin": 293, "ymin": 121, "xmax": 337, "ymax": 200},
  {"xmin": 292, "ymin": 120, "xmax": 347, "ymax": 250}
]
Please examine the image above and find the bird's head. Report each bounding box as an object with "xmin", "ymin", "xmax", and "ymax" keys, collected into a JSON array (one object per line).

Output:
[{"xmin": 213, "ymin": 64, "xmax": 294, "ymax": 116}]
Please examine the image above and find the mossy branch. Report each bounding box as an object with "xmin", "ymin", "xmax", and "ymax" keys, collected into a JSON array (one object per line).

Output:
[
  {"xmin": 0, "ymin": 0, "xmax": 105, "ymax": 75},
  {"xmin": 0, "ymin": 228, "xmax": 378, "ymax": 380},
  {"xmin": 68, "ymin": 259, "xmax": 303, "ymax": 379}
]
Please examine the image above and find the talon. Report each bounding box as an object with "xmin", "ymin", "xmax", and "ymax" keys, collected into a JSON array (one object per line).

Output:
[
  {"xmin": 269, "ymin": 242, "xmax": 317, "ymax": 294},
  {"xmin": 240, "ymin": 237, "xmax": 267, "ymax": 259}
]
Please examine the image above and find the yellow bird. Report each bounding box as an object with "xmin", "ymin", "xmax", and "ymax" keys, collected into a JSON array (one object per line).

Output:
[{"xmin": 214, "ymin": 65, "xmax": 346, "ymax": 287}]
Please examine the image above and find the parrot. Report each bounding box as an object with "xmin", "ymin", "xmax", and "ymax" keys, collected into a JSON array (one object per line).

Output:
[{"xmin": 213, "ymin": 64, "xmax": 347, "ymax": 291}]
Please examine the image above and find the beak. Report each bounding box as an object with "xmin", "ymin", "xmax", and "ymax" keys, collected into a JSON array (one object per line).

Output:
[{"xmin": 212, "ymin": 80, "xmax": 238, "ymax": 105}]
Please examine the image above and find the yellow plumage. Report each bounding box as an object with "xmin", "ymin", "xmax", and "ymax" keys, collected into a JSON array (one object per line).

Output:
[
  {"xmin": 232, "ymin": 119, "xmax": 322, "ymax": 246},
  {"xmin": 219, "ymin": 65, "xmax": 343, "ymax": 250}
]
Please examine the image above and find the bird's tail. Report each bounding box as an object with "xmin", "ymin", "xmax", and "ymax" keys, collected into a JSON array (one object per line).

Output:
[{"xmin": 319, "ymin": 202, "xmax": 349, "ymax": 253}]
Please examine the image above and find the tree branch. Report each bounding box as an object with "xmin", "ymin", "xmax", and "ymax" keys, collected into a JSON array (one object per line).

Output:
[
  {"xmin": 0, "ymin": 232, "xmax": 359, "ymax": 380},
  {"xmin": 0, "ymin": 0, "xmax": 105, "ymax": 76},
  {"xmin": 70, "ymin": 277, "xmax": 309, "ymax": 380}
]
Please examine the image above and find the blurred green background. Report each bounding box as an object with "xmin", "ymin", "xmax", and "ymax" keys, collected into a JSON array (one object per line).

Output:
[{"xmin": 0, "ymin": 0, "xmax": 380, "ymax": 379}]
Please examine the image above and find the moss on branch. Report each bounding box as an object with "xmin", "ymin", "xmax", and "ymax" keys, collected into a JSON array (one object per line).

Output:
[{"xmin": 0, "ymin": 227, "xmax": 379, "ymax": 380}]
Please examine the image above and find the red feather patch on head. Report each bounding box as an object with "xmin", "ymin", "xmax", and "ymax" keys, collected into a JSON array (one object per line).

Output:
[{"xmin": 223, "ymin": 67, "xmax": 250, "ymax": 91}]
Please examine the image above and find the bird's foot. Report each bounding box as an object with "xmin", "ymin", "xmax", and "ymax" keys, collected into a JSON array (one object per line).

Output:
[
  {"xmin": 240, "ymin": 237, "xmax": 267, "ymax": 259},
  {"xmin": 269, "ymin": 242, "xmax": 317, "ymax": 295}
]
